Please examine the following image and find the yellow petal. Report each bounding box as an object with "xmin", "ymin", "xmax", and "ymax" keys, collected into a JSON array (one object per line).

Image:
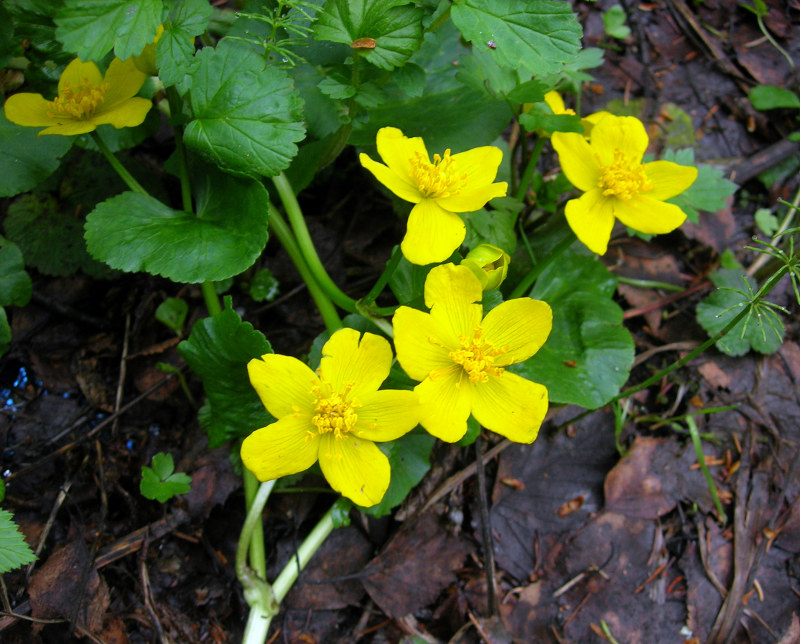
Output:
[
  {"xmin": 643, "ymin": 161, "xmax": 698, "ymax": 200},
  {"xmin": 424, "ymin": 263, "xmax": 483, "ymax": 346},
  {"xmin": 401, "ymin": 199, "xmax": 465, "ymax": 265},
  {"xmin": 471, "ymin": 372, "xmax": 548, "ymax": 443},
  {"xmin": 551, "ymin": 131, "xmax": 599, "ymax": 192},
  {"xmin": 359, "ymin": 152, "xmax": 422, "ymax": 203},
  {"xmin": 544, "ymin": 90, "xmax": 566, "ymax": 114},
  {"xmin": 376, "ymin": 126, "xmax": 428, "ymax": 180},
  {"xmin": 436, "ymin": 181, "xmax": 508, "ymax": 213},
  {"xmin": 564, "ymin": 189, "xmax": 617, "ymax": 255},
  {"xmin": 482, "ymin": 298, "xmax": 552, "ymax": 365},
  {"xmin": 4, "ymin": 93, "xmax": 58, "ymax": 128},
  {"xmin": 392, "ymin": 306, "xmax": 453, "ymax": 382},
  {"xmin": 450, "ymin": 146, "xmax": 503, "ymax": 188},
  {"xmin": 92, "ymin": 97, "xmax": 152, "ymax": 129},
  {"xmin": 101, "ymin": 57, "xmax": 147, "ymax": 108},
  {"xmin": 415, "ymin": 367, "xmax": 472, "ymax": 442},
  {"xmin": 247, "ymin": 354, "xmax": 317, "ymax": 418},
  {"xmin": 38, "ymin": 120, "xmax": 98, "ymax": 136},
  {"xmin": 318, "ymin": 435, "xmax": 389, "ymax": 507},
  {"xmin": 614, "ymin": 196, "xmax": 687, "ymax": 235},
  {"xmin": 355, "ymin": 389, "xmax": 420, "ymax": 441},
  {"xmin": 319, "ymin": 328, "xmax": 391, "ymax": 398},
  {"xmin": 241, "ymin": 415, "xmax": 320, "ymax": 481},
  {"xmin": 590, "ymin": 115, "xmax": 648, "ymax": 166},
  {"xmin": 58, "ymin": 59, "xmax": 103, "ymax": 96}
]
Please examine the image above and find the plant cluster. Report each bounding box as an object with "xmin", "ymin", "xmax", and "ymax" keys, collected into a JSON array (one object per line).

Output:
[{"xmin": 0, "ymin": 0, "xmax": 796, "ymax": 640}]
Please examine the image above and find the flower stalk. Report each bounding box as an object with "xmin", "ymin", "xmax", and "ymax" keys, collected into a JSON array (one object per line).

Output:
[{"xmin": 90, "ymin": 131, "xmax": 148, "ymax": 197}]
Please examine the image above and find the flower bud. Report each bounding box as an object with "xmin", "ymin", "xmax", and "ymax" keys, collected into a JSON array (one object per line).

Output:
[
  {"xmin": 461, "ymin": 244, "xmax": 510, "ymax": 291},
  {"xmin": 133, "ymin": 25, "xmax": 165, "ymax": 76}
]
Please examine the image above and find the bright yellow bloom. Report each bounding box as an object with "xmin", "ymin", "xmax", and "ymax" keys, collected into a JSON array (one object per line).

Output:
[
  {"xmin": 133, "ymin": 24, "xmax": 165, "ymax": 76},
  {"xmin": 552, "ymin": 114, "xmax": 697, "ymax": 255},
  {"xmin": 359, "ymin": 127, "xmax": 507, "ymax": 266},
  {"xmin": 4, "ymin": 58, "xmax": 152, "ymax": 137},
  {"xmin": 241, "ymin": 328, "xmax": 420, "ymax": 507},
  {"xmin": 544, "ymin": 90, "xmax": 576, "ymax": 116},
  {"xmin": 393, "ymin": 264, "xmax": 551, "ymax": 443}
]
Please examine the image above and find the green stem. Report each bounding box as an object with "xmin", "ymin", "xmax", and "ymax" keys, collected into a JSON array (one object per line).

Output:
[
  {"xmin": 686, "ymin": 417, "xmax": 726, "ymax": 523},
  {"xmin": 201, "ymin": 282, "xmax": 222, "ymax": 317},
  {"xmin": 510, "ymin": 233, "xmax": 574, "ymax": 298},
  {"xmin": 165, "ymin": 86, "xmax": 193, "ymax": 213},
  {"xmin": 515, "ymin": 136, "xmax": 546, "ymax": 203},
  {"xmin": 272, "ymin": 173, "xmax": 357, "ymax": 314},
  {"xmin": 269, "ymin": 205, "xmax": 342, "ymax": 333},
  {"xmin": 243, "ymin": 470, "xmax": 267, "ymax": 580},
  {"xmin": 91, "ymin": 131, "xmax": 148, "ymax": 196},
  {"xmin": 757, "ymin": 14, "xmax": 795, "ymax": 69}
]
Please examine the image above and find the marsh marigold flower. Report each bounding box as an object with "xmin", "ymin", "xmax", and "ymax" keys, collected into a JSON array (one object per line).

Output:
[
  {"xmin": 241, "ymin": 328, "xmax": 420, "ymax": 507},
  {"xmin": 552, "ymin": 114, "xmax": 697, "ymax": 255},
  {"xmin": 393, "ymin": 263, "xmax": 551, "ymax": 443},
  {"xmin": 4, "ymin": 57, "xmax": 152, "ymax": 137},
  {"xmin": 359, "ymin": 127, "xmax": 507, "ymax": 266}
]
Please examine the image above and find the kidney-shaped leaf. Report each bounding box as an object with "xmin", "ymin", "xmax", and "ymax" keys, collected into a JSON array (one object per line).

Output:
[
  {"xmin": 85, "ymin": 169, "xmax": 269, "ymax": 283},
  {"xmin": 184, "ymin": 40, "xmax": 305, "ymax": 177}
]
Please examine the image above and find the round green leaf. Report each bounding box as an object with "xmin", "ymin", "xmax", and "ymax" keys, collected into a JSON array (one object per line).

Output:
[
  {"xmin": 85, "ymin": 169, "xmax": 269, "ymax": 283},
  {"xmin": 0, "ymin": 240, "xmax": 32, "ymax": 308},
  {"xmin": 184, "ymin": 40, "xmax": 306, "ymax": 177}
]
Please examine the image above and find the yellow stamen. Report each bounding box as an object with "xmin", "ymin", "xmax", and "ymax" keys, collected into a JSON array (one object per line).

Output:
[
  {"xmin": 309, "ymin": 379, "xmax": 360, "ymax": 444},
  {"xmin": 448, "ymin": 326, "xmax": 507, "ymax": 384},
  {"xmin": 597, "ymin": 149, "xmax": 653, "ymax": 200},
  {"xmin": 47, "ymin": 78, "xmax": 109, "ymax": 120},
  {"xmin": 409, "ymin": 149, "xmax": 467, "ymax": 198}
]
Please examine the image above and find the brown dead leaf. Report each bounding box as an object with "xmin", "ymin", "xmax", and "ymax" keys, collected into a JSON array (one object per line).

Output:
[
  {"xmin": 361, "ymin": 513, "xmax": 470, "ymax": 619},
  {"xmin": 697, "ymin": 359, "xmax": 732, "ymax": 389},
  {"xmin": 29, "ymin": 537, "xmax": 110, "ymax": 633}
]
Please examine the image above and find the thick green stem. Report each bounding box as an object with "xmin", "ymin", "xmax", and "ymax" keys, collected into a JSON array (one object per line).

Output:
[
  {"xmin": 272, "ymin": 173, "xmax": 357, "ymax": 314},
  {"xmin": 515, "ymin": 136, "xmax": 546, "ymax": 203},
  {"xmin": 243, "ymin": 470, "xmax": 267, "ymax": 580},
  {"xmin": 616, "ymin": 276, "xmax": 684, "ymax": 292},
  {"xmin": 269, "ymin": 205, "xmax": 342, "ymax": 333},
  {"xmin": 360, "ymin": 246, "xmax": 402, "ymax": 309},
  {"xmin": 200, "ymin": 282, "xmax": 222, "ymax": 317},
  {"xmin": 91, "ymin": 131, "xmax": 148, "ymax": 196},
  {"xmin": 165, "ymin": 86, "xmax": 193, "ymax": 213}
]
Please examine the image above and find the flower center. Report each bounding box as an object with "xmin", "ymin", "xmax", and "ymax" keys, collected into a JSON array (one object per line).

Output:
[
  {"xmin": 597, "ymin": 149, "xmax": 653, "ymax": 201},
  {"xmin": 409, "ymin": 149, "xmax": 467, "ymax": 199},
  {"xmin": 448, "ymin": 326, "xmax": 508, "ymax": 384},
  {"xmin": 47, "ymin": 78, "xmax": 109, "ymax": 120},
  {"xmin": 310, "ymin": 380, "xmax": 360, "ymax": 440}
]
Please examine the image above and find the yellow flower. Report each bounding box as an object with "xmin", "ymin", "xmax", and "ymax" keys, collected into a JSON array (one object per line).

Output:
[
  {"xmin": 241, "ymin": 328, "xmax": 420, "ymax": 507},
  {"xmin": 3, "ymin": 57, "xmax": 152, "ymax": 137},
  {"xmin": 393, "ymin": 263, "xmax": 551, "ymax": 443},
  {"xmin": 359, "ymin": 127, "xmax": 507, "ymax": 266},
  {"xmin": 552, "ymin": 114, "xmax": 697, "ymax": 255},
  {"xmin": 544, "ymin": 90, "xmax": 576, "ymax": 116},
  {"xmin": 132, "ymin": 24, "xmax": 165, "ymax": 76}
]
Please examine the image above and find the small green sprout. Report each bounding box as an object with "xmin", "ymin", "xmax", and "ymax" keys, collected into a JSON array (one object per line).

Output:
[{"xmin": 140, "ymin": 452, "xmax": 192, "ymax": 503}]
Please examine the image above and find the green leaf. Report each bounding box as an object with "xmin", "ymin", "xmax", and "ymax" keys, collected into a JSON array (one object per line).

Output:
[
  {"xmin": 450, "ymin": 0, "xmax": 582, "ymax": 76},
  {"xmin": 140, "ymin": 452, "xmax": 192, "ymax": 502},
  {"xmin": 0, "ymin": 239, "xmax": 32, "ymax": 308},
  {"xmin": 184, "ymin": 40, "xmax": 305, "ymax": 177},
  {"xmin": 754, "ymin": 207, "xmax": 779, "ymax": 236},
  {"xmin": 5, "ymin": 194, "xmax": 88, "ymax": 276},
  {"xmin": 177, "ymin": 297, "xmax": 273, "ymax": 447},
  {"xmin": 0, "ymin": 112, "xmax": 72, "ymax": 198},
  {"xmin": 0, "ymin": 508, "xmax": 36, "ymax": 573},
  {"xmin": 392, "ymin": 62, "xmax": 426, "ymax": 98},
  {"xmin": 389, "ymin": 254, "xmax": 436, "ymax": 309},
  {"xmin": 313, "ymin": 0, "xmax": 424, "ymax": 69},
  {"xmin": 0, "ymin": 308, "xmax": 10, "ymax": 358},
  {"xmin": 519, "ymin": 106, "xmax": 583, "ymax": 134},
  {"xmin": 155, "ymin": 297, "xmax": 188, "ymax": 334},
  {"xmin": 247, "ymin": 269, "xmax": 280, "ymax": 303},
  {"xmin": 695, "ymin": 268, "xmax": 784, "ymax": 356},
  {"xmin": 462, "ymin": 206, "xmax": 517, "ymax": 253},
  {"xmin": 512, "ymin": 250, "xmax": 634, "ymax": 408},
  {"xmin": 157, "ymin": 0, "xmax": 214, "ymax": 88},
  {"xmin": 55, "ymin": 0, "xmax": 162, "ymax": 61},
  {"xmin": 662, "ymin": 148, "xmax": 737, "ymax": 224},
  {"xmin": 749, "ymin": 85, "xmax": 800, "ymax": 110},
  {"xmin": 85, "ymin": 162, "xmax": 270, "ymax": 282},
  {"xmin": 602, "ymin": 5, "xmax": 630, "ymax": 40},
  {"xmin": 362, "ymin": 431, "xmax": 435, "ymax": 517}
]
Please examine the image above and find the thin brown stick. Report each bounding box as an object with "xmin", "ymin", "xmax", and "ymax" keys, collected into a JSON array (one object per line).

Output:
[{"xmin": 475, "ymin": 433, "xmax": 500, "ymax": 617}]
